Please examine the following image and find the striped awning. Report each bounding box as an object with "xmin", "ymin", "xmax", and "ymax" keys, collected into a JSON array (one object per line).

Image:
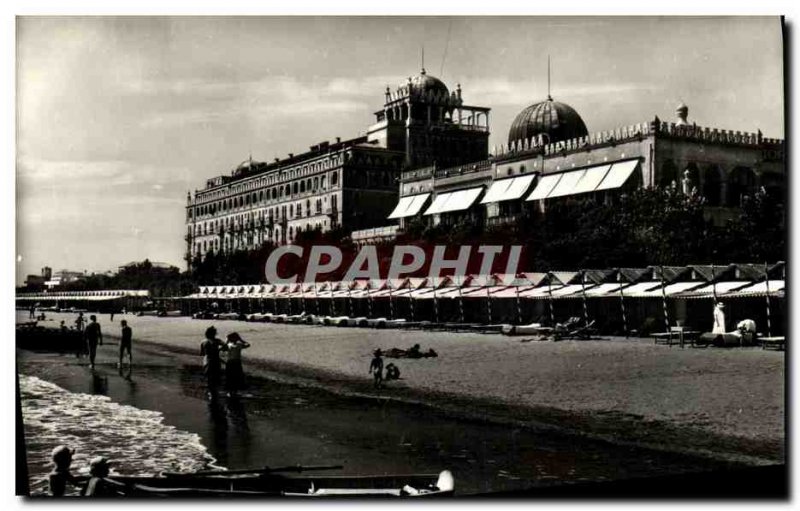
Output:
[
  {"xmin": 387, "ymin": 193, "xmax": 431, "ymax": 219},
  {"xmin": 526, "ymin": 159, "xmax": 640, "ymax": 201}
]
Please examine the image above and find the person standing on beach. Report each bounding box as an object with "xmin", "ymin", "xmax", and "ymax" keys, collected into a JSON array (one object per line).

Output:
[
  {"xmin": 712, "ymin": 302, "xmax": 726, "ymax": 334},
  {"xmin": 110, "ymin": 310, "xmax": 115, "ymax": 322},
  {"xmin": 200, "ymin": 326, "xmax": 224, "ymax": 398},
  {"xmin": 224, "ymin": 332, "xmax": 250, "ymax": 398},
  {"xmin": 84, "ymin": 315, "xmax": 103, "ymax": 369},
  {"xmin": 369, "ymin": 349, "xmax": 384, "ymax": 388},
  {"xmin": 75, "ymin": 312, "xmax": 85, "ymax": 333},
  {"xmin": 29, "ymin": 305, "xmax": 35, "ymax": 320},
  {"xmin": 48, "ymin": 445, "xmax": 78, "ymax": 497},
  {"xmin": 118, "ymin": 320, "xmax": 132, "ymax": 368}
]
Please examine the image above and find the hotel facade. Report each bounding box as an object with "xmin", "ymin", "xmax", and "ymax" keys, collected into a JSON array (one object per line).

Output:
[{"xmin": 185, "ymin": 67, "xmax": 785, "ymax": 263}]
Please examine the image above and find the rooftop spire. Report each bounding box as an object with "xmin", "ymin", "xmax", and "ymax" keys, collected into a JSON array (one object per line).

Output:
[
  {"xmin": 547, "ymin": 55, "xmax": 552, "ymax": 100},
  {"xmin": 421, "ymin": 45, "xmax": 425, "ymax": 74}
]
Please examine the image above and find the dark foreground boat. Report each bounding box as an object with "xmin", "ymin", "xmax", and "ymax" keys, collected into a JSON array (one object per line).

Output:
[{"xmin": 77, "ymin": 467, "xmax": 455, "ymax": 498}]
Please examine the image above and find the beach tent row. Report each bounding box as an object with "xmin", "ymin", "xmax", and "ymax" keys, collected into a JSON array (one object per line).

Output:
[
  {"xmin": 16, "ymin": 289, "xmax": 150, "ymax": 301},
  {"xmin": 183, "ymin": 262, "xmax": 785, "ymax": 301}
]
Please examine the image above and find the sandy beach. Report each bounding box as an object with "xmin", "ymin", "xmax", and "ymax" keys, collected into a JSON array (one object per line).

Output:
[{"xmin": 23, "ymin": 312, "xmax": 785, "ymax": 464}]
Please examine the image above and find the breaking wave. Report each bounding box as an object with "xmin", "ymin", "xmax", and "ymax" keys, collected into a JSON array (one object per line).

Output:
[{"xmin": 19, "ymin": 374, "xmax": 222, "ymax": 496}]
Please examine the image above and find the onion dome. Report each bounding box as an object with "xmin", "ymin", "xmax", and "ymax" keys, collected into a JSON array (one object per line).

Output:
[
  {"xmin": 406, "ymin": 68, "xmax": 449, "ymax": 97},
  {"xmin": 508, "ymin": 97, "xmax": 588, "ymax": 146}
]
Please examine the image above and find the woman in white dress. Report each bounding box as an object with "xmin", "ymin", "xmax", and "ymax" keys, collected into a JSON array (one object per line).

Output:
[{"xmin": 712, "ymin": 302, "xmax": 726, "ymax": 334}]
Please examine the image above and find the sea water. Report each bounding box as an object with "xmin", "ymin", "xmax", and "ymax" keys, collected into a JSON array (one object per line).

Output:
[{"xmin": 19, "ymin": 374, "xmax": 222, "ymax": 496}]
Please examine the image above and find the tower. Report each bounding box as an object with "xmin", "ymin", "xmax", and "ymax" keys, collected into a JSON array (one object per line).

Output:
[{"xmin": 367, "ymin": 68, "xmax": 491, "ymax": 169}]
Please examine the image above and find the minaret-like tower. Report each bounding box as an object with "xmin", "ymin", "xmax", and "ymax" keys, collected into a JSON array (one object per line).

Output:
[{"xmin": 367, "ymin": 68, "xmax": 491, "ymax": 168}]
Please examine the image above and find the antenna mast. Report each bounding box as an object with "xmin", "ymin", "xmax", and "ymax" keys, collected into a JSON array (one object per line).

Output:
[{"xmin": 440, "ymin": 19, "xmax": 453, "ymax": 77}]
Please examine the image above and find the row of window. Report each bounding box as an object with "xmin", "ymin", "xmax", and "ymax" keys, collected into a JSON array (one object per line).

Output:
[
  {"xmin": 190, "ymin": 196, "xmax": 339, "ymax": 237},
  {"xmin": 191, "ymin": 172, "xmax": 339, "ymax": 219},
  {"xmin": 194, "ymin": 221, "xmax": 330, "ymax": 255}
]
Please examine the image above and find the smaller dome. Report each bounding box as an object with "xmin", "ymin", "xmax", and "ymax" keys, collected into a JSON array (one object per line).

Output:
[
  {"xmin": 676, "ymin": 102, "xmax": 689, "ymax": 125},
  {"xmin": 508, "ymin": 97, "xmax": 588, "ymax": 146},
  {"xmin": 405, "ymin": 68, "xmax": 449, "ymax": 97}
]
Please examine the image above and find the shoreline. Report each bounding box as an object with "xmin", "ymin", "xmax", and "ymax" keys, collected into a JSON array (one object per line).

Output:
[{"xmin": 131, "ymin": 337, "xmax": 783, "ymax": 466}]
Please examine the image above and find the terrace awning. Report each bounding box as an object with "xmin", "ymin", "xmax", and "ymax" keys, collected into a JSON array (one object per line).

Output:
[
  {"xmin": 424, "ymin": 187, "xmax": 484, "ymax": 215},
  {"xmin": 594, "ymin": 159, "xmax": 640, "ymax": 191},
  {"xmin": 526, "ymin": 174, "xmax": 561, "ymax": 201},
  {"xmin": 480, "ymin": 175, "xmax": 536, "ymax": 204},
  {"xmin": 525, "ymin": 159, "xmax": 640, "ymax": 201},
  {"xmin": 387, "ymin": 193, "xmax": 431, "ymax": 219}
]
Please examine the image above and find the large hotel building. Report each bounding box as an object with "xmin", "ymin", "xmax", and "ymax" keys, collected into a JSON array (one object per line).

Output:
[{"xmin": 185, "ymin": 67, "xmax": 785, "ymax": 263}]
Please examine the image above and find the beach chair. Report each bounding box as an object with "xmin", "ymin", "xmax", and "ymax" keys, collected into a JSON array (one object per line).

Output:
[{"xmin": 554, "ymin": 319, "xmax": 597, "ymax": 341}]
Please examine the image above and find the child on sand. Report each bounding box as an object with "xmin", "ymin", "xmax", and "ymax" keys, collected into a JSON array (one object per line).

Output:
[{"xmin": 369, "ymin": 349, "xmax": 384, "ymax": 388}]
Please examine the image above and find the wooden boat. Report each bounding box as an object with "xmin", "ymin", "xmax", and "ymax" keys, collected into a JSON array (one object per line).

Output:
[{"xmin": 78, "ymin": 467, "xmax": 454, "ymax": 498}]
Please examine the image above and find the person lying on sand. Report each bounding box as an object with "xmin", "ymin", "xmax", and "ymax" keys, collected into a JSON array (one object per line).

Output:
[{"xmin": 383, "ymin": 345, "xmax": 438, "ymax": 359}]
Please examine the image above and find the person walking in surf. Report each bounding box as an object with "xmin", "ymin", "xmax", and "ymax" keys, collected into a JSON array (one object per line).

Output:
[
  {"xmin": 84, "ymin": 315, "xmax": 103, "ymax": 369},
  {"xmin": 200, "ymin": 326, "xmax": 224, "ymax": 399},
  {"xmin": 118, "ymin": 320, "xmax": 132, "ymax": 368},
  {"xmin": 224, "ymin": 332, "xmax": 250, "ymax": 398}
]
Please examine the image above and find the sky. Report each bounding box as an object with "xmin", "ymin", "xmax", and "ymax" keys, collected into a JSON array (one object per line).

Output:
[{"xmin": 15, "ymin": 16, "xmax": 784, "ymax": 283}]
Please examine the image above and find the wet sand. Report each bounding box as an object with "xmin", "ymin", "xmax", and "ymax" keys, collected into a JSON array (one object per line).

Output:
[
  {"xmin": 16, "ymin": 347, "xmax": 750, "ymax": 496},
  {"xmin": 25, "ymin": 312, "xmax": 785, "ymax": 463}
]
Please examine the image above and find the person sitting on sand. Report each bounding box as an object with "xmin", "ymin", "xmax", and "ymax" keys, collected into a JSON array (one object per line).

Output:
[
  {"xmin": 407, "ymin": 343, "xmax": 422, "ymax": 358},
  {"xmin": 224, "ymin": 332, "xmax": 250, "ymax": 398},
  {"xmin": 369, "ymin": 349, "xmax": 384, "ymax": 388},
  {"xmin": 81, "ymin": 456, "xmax": 125, "ymax": 497},
  {"xmin": 385, "ymin": 362, "xmax": 401, "ymax": 381},
  {"xmin": 48, "ymin": 445, "xmax": 78, "ymax": 497}
]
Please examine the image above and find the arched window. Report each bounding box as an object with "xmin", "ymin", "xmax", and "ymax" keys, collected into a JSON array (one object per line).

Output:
[
  {"xmin": 728, "ymin": 167, "xmax": 757, "ymax": 206},
  {"xmin": 760, "ymin": 172, "xmax": 785, "ymax": 204},
  {"xmin": 702, "ymin": 166, "xmax": 723, "ymax": 206},
  {"xmin": 321, "ymin": 175, "xmax": 327, "ymax": 189},
  {"xmin": 659, "ymin": 160, "xmax": 679, "ymax": 189},
  {"xmin": 300, "ymin": 181, "xmax": 305, "ymax": 193},
  {"xmin": 313, "ymin": 177, "xmax": 319, "ymax": 190},
  {"xmin": 331, "ymin": 171, "xmax": 338, "ymax": 186},
  {"xmin": 293, "ymin": 182, "xmax": 299, "ymax": 195}
]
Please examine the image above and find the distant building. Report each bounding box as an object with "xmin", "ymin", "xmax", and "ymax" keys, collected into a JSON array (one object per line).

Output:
[
  {"xmin": 118, "ymin": 261, "xmax": 178, "ymax": 272},
  {"xmin": 44, "ymin": 269, "xmax": 86, "ymax": 289}
]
